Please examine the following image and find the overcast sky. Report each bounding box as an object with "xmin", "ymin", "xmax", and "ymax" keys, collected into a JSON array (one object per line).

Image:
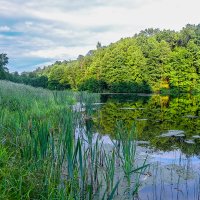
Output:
[{"xmin": 0, "ymin": 0, "xmax": 200, "ymax": 72}]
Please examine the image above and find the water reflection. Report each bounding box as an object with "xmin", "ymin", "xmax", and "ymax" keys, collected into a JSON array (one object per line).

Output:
[
  {"xmin": 93, "ymin": 94, "xmax": 200, "ymax": 199},
  {"xmin": 95, "ymin": 94, "xmax": 200, "ymax": 156}
]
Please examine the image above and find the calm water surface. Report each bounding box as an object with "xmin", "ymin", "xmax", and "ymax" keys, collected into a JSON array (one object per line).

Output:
[{"xmin": 92, "ymin": 94, "xmax": 200, "ymax": 200}]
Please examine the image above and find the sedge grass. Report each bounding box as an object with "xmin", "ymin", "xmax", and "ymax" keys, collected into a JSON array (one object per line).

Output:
[{"xmin": 0, "ymin": 80, "xmax": 148, "ymax": 199}]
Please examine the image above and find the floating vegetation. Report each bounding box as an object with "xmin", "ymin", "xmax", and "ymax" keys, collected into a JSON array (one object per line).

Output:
[
  {"xmin": 184, "ymin": 139, "xmax": 195, "ymax": 144},
  {"xmin": 94, "ymin": 93, "xmax": 200, "ymax": 199},
  {"xmin": 135, "ymin": 118, "xmax": 148, "ymax": 121},
  {"xmin": 120, "ymin": 107, "xmax": 145, "ymax": 110},
  {"xmin": 182, "ymin": 115, "xmax": 199, "ymax": 119},
  {"xmin": 192, "ymin": 135, "xmax": 200, "ymax": 139},
  {"xmin": 159, "ymin": 130, "xmax": 185, "ymax": 138},
  {"xmin": 120, "ymin": 107, "xmax": 137, "ymax": 110},
  {"xmin": 137, "ymin": 141, "xmax": 150, "ymax": 145}
]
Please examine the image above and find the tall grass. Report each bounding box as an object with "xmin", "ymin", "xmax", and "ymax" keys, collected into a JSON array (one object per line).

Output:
[{"xmin": 0, "ymin": 80, "xmax": 148, "ymax": 199}]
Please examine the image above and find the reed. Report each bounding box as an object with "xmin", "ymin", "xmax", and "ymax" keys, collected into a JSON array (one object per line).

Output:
[{"xmin": 0, "ymin": 80, "xmax": 148, "ymax": 199}]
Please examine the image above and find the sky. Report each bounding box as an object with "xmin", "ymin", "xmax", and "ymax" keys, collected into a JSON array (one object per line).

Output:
[{"xmin": 0, "ymin": 0, "xmax": 200, "ymax": 72}]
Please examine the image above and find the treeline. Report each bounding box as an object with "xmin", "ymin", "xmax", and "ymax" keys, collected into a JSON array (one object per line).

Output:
[
  {"xmin": 2, "ymin": 24, "xmax": 200, "ymax": 93},
  {"xmin": 0, "ymin": 54, "xmax": 48, "ymax": 88}
]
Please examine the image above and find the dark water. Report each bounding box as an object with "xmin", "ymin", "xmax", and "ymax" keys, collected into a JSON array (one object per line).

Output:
[{"xmin": 93, "ymin": 94, "xmax": 200, "ymax": 200}]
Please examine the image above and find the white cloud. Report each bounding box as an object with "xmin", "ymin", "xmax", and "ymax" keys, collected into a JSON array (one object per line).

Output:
[
  {"xmin": 27, "ymin": 46, "xmax": 94, "ymax": 59},
  {"xmin": 0, "ymin": 26, "xmax": 10, "ymax": 32},
  {"xmin": 0, "ymin": 0, "xmax": 200, "ymax": 71}
]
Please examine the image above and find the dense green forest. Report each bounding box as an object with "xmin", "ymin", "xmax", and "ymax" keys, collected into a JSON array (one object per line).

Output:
[{"xmin": 2, "ymin": 24, "xmax": 200, "ymax": 93}]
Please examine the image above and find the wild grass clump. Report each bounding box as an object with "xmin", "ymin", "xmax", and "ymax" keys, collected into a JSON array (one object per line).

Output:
[{"xmin": 0, "ymin": 81, "xmax": 148, "ymax": 199}]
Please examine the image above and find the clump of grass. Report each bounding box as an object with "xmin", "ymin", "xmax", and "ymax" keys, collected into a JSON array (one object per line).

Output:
[
  {"xmin": 112, "ymin": 122, "xmax": 149, "ymax": 197},
  {"xmin": 0, "ymin": 80, "xmax": 148, "ymax": 199}
]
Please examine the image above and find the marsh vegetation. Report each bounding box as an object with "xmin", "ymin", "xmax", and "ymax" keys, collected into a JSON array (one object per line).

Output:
[{"xmin": 0, "ymin": 81, "xmax": 148, "ymax": 200}]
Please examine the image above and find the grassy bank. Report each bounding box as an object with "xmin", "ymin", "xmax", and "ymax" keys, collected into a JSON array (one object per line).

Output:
[{"xmin": 0, "ymin": 81, "xmax": 147, "ymax": 199}]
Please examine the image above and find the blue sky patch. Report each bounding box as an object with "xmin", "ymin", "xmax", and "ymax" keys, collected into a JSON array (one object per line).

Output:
[{"xmin": 0, "ymin": 0, "xmax": 199, "ymax": 72}]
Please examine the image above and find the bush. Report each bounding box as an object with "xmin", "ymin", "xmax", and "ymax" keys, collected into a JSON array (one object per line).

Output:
[
  {"xmin": 78, "ymin": 78, "xmax": 107, "ymax": 92},
  {"xmin": 109, "ymin": 81, "xmax": 152, "ymax": 93}
]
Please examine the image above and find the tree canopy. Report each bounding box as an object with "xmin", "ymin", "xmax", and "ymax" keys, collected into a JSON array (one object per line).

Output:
[
  {"xmin": 0, "ymin": 53, "xmax": 9, "ymax": 79},
  {"xmin": 5, "ymin": 24, "xmax": 200, "ymax": 93}
]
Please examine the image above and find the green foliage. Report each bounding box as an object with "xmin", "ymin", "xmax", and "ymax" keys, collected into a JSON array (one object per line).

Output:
[
  {"xmin": 0, "ymin": 81, "xmax": 147, "ymax": 199},
  {"xmin": 5, "ymin": 23, "xmax": 200, "ymax": 93},
  {"xmin": 109, "ymin": 81, "xmax": 151, "ymax": 93},
  {"xmin": 78, "ymin": 78, "xmax": 107, "ymax": 92},
  {"xmin": 47, "ymin": 65, "xmax": 71, "ymax": 90},
  {"xmin": 0, "ymin": 53, "xmax": 9, "ymax": 79}
]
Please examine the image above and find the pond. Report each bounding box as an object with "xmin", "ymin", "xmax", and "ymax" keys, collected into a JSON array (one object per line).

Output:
[{"xmin": 91, "ymin": 93, "xmax": 200, "ymax": 200}]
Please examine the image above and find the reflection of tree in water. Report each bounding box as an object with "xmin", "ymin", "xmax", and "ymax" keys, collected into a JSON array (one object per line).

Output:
[{"xmin": 93, "ymin": 94, "xmax": 200, "ymax": 156}]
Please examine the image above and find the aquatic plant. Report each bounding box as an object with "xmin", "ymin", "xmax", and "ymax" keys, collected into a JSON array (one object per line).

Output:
[{"xmin": 0, "ymin": 80, "xmax": 147, "ymax": 199}]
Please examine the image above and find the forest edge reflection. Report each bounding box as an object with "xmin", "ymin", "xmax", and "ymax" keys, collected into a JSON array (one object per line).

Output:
[{"xmin": 92, "ymin": 93, "xmax": 200, "ymax": 157}]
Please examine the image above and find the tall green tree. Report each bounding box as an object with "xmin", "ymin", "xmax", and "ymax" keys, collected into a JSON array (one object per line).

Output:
[
  {"xmin": 0, "ymin": 53, "xmax": 9, "ymax": 79},
  {"xmin": 11, "ymin": 23, "xmax": 200, "ymax": 93}
]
